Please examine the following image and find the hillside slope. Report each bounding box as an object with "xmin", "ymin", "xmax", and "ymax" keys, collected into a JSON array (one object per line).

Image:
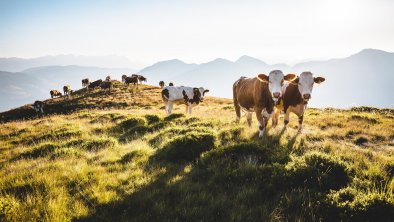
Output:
[{"xmin": 0, "ymin": 84, "xmax": 393, "ymax": 221}]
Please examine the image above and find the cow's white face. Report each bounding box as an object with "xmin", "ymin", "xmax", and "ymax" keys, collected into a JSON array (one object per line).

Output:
[
  {"xmin": 268, "ymin": 70, "xmax": 285, "ymax": 102},
  {"xmin": 297, "ymin": 72, "xmax": 325, "ymax": 102},
  {"xmin": 258, "ymin": 70, "xmax": 296, "ymax": 102}
]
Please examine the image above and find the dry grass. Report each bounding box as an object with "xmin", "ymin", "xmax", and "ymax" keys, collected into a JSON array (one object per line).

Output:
[{"xmin": 0, "ymin": 83, "xmax": 393, "ymax": 221}]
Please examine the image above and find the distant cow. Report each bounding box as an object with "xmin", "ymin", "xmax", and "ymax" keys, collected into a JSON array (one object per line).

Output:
[
  {"xmin": 233, "ymin": 70, "xmax": 296, "ymax": 137},
  {"xmin": 88, "ymin": 79, "xmax": 103, "ymax": 89},
  {"xmin": 32, "ymin": 100, "xmax": 45, "ymax": 115},
  {"xmin": 272, "ymin": 71, "xmax": 325, "ymax": 132},
  {"xmin": 161, "ymin": 86, "xmax": 209, "ymax": 114},
  {"xmin": 124, "ymin": 76, "xmax": 138, "ymax": 85},
  {"xmin": 159, "ymin": 81, "xmax": 165, "ymax": 88},
  {"xmin": 122, "ymin": 75, "xmax": 127, "ymax": 83},
  {"xmin": 138, "ymin": 75, "xmax": 147, "ymax": 84},
  {"xmin": 105, "ymin": 75, "xmax": 111, "ymax": 82},
  {"xmin": 50, "ymin": 90, "xmax": 62, "ymax": 98},
  {"xmin": 169, "ymin": 82, "xmax": 174, "ymax": 86},
  {"xmin": 82, "ymin": 78, "xmax": 89, "ymax": 87},
  {"xmin": 63, "ymin": 85, "xmax": 72, "ymax": 96},
  {"xmin": 100, "ymin": 81, "xmax": 113, "ymax": 93}
]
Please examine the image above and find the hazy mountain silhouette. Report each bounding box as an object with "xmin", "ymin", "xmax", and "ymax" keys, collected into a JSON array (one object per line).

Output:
[
  {"xmin": 139, "ymin": 59, "xmax": 198, "ymax": 84},
  {"xmin": 0, "ymin": 55, "xmax": 137, "ymax": 72},
  {"xmin": 1, "ymin": 48, "xmax": 393, "ymax": 111}
]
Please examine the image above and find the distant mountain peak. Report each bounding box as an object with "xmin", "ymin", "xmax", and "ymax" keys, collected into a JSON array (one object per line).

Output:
[{"xmin": 350, "ymin": 48, "xmax": 391, "ymax": 58}]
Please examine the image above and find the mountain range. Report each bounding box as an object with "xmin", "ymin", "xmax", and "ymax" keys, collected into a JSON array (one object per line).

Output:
[{"xmin": 0, "ymin": 49, "xmax": 393, "ymax": 112}]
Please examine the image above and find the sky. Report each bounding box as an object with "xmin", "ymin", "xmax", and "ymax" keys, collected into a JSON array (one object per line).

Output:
[{"xmin": 0, "ymin": 0, "xmax": 393, "ymax": 68}]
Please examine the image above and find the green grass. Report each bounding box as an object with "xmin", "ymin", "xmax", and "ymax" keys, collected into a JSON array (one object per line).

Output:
[{"xmin": 0, "ymin": 84, "xmax": 393, "ymax": 221}]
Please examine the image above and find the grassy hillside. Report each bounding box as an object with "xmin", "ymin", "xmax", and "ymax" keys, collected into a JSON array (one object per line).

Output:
[{"xmin": 0, "ymin": 84, "xmax": 393, "ymax": 221}]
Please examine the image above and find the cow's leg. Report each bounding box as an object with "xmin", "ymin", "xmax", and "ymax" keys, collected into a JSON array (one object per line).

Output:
[
  {"xmin": 298, "ymin": 115, "xmax": 304, "ymax": 132},
  {"xmin": 283, "ymin": 109, "xmax": 290, "ymax": 129},
  {"xmin": 272, "ymin": 108, "xmax": 281, "ymax": 128},
  {"xmin": 233, "ymin": 100, "xmax": 241, "ymax": 123},
  {"xmin": 255, "ymin": 108, "xmax": 271, "ymax": 138},
  {"xmin": 246, "ymin": 112, "xmax": 253, "ymax": 126},
  {"xmin": 167, "ymin": 101, "xmax": 173, "ymax": 114},
  {"xmin": 185, "ymin": 105, "xmax": 188, "ymax": 114},
  {"xmin": 188, "ymin": 105, "xmax": 192, "ymax": 114}
]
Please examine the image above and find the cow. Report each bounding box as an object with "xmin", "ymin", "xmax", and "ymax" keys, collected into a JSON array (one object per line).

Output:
[
  {"xmin": 32, "ymin": 100, "xmax": 45, "ymax": 115},
  {"xmin": 63, "ymin": 85, "xmax": 72, "ymax": 96},
  {"xmin": 88, "ymin": 79, "xmax": 103, "ymax": 89},
  {"xmin": 161, "ymin": 86, "xmax": 209, "ymax": 114},
  {"xmin": 125, "ymin": 76, "xmax": 138, "ymax": 85},
  {"xmin": 122, "ymin": 75, "xmax": 127, "ymax": 83},
  {"xmin": 159, "ymin": 81, "xmax": 165, "ymax": 88},
  {"xmin": 50, "ymin": 90, "xmax": 62, "ymax": 98},
  {"xmin": 169, "ymin": 82, "xmax": 174, "ymax": 86},
  {"xmin": 272, "ymin": 71, "xmax": 325, "ymax": 132},
  {"xmin": 100, "ymin": 81, "xmax": 113, "ymax": 93},
  {"xmin": 138, "ymin": 75, "xmax": 147, "ymax": 84},
  {"xmin": 105, "ymin": 75, "xmax": 111, "ymax": 82},
  {"xmin": 232, "ymin": 70, "xmax": 296, "ymax": 137},
  {"xmin": 82, "ymin": 78, "xmax": 89, "ymax": 87}
]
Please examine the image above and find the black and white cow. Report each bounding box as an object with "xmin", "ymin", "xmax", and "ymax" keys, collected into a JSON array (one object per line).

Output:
[
  {"xmin": 161, "ymin": 86, "xmax": 209, "ymax": 114},
  {"xmin": 32, "ymin": 100, "xmax": 45, "ymax": 115}
]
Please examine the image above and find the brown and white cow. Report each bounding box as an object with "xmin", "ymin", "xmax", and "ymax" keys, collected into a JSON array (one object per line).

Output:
[
  {"xmin": 159, "ymin": 81, "xmax": 165, "ymax": 88},
  {"xmin": 32, "ymin": 100, "xmax": 45, "ymax": 115},
  {"xmin": 50, "ymin": 90, "xmax": 62, "ymax": 98},
  {"xmin": 272, "ymin": 71, "xmax": 325, "ymax": 132},
  {"xmin": 105, "ymin": 75, "xmax": 111, "ymax": 82},
  {"xmin": 88, "ymin": 79, "xmax": 103, "ymax": 89},
  {"xmin": 82, "ymin": 78, "xmax": 89, "ymax": 87},
  {"xmin": 233, "ymin": 70, "xmax": 296, "ymax": 137},
  {"xmin": 63, "ymin": 85, "xmax": 72, "ymax": 96}
]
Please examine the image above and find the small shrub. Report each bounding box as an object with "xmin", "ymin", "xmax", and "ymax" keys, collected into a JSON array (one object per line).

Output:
[
  {"xmin": 325, "ymin": 187, "xmax": 394, "ymax": 221},
  {"xmin": 119, "ymin": 117, "xmax": 146, "ymax": 130},
  {"xmin": 81, "ymin": 138, "xmax": 117, "ymax": 151},
  {"xmin": 18, "ymin": 143, "xmax": 60, "ymax": 159},
  {"xmin": 286, "ymin": 152, "xmax": 352, "ymax": 191},
  {"xmin": 145, "ymin": 114, "xmax": 161, "ymax": 124},
  {"xmin": 355, "ymin": 136, "xmax": 368, "ymax": 145},
  {"xmin": 164, "ymin": 113, "xmax": 184, "ymax": 121},
  {"xmin": 350, "ymin": 115, "xmax": 379, "ymax": 124},
  {"xmin": 156, "ymin": 132, "xmax": 216, "ymax": 162},
  {"xmin": 218, "ymin": 126, "xmax": 244, "ymax": 145}
]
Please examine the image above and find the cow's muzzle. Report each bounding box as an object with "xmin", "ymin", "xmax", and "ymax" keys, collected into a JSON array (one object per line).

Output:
[
  {"xmin": 273, "ymin": 92, "xmax": 280, "ymax": 99},
  {"xmin": 303, "ymin": 94, "xmax": 311, "ymax": 100}
]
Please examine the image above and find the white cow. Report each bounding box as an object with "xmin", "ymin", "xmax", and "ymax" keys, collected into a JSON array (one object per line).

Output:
[{"xmin": 161, "ymin": 86, "xmax": 209, "ymax": 114}]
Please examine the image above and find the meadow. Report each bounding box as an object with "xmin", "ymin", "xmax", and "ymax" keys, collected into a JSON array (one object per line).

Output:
[{"xmin": 0, "ymin": 83, "xmax": 393, "ymax": 221}]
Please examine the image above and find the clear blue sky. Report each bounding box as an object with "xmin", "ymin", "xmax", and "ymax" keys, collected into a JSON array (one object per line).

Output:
[{"xmin": 1, "ymin": 0, "xmax": 393, "ymax": 67}]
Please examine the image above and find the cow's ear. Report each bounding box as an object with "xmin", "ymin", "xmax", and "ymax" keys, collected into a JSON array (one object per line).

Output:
[
  {"xmin": 203, "ymin": 89, "xmax": 209, "ymax": 95},
  {"xmin": 314, "ymin": 77, "xmax": 325, "ymax": 84},
  {"xmin": 257, "ymin": 74, "xmax": 269, "ymax": 82},
  {"xmin": 290, "ymin": 77, "xmax": 299, "ymax": 85},
  {"xmin": 284, "ymin": 74, "xmax": 297, "ymax": 81}
]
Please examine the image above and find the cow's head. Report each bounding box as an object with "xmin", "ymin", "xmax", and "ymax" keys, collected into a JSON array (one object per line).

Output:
[
  {"xmin": 190, "ymin": 87, "xmax": 209, "ymax": 103},
  {"xmin": 293, "ymin": 71, "xmax": 325, "ymax": 102},
  {"xmin": 257, "ymin": 70, "xmax": 296, "ymax": 102}
]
